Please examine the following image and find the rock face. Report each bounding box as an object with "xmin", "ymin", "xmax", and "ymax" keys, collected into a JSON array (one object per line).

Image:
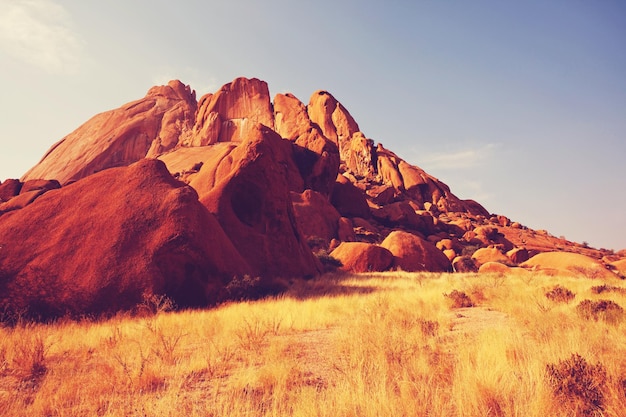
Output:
[
  {"xmin": 189, "ymin": 77, "xmax": 274, "ymax": 145},
  {"xmin": 186, "ymin": 124, "xmax": 320, "ymax": 278},
  {"xmin": 330, "ymin": 242, "xmax": 393, "ymax": 273},
  {"xmin": 291, "ymin": 190, "xmax": 341, "ymax": 245},
  {"xmin": 381, "ymin": 230, "xmax": 452, "ymax": 272},
  {"xmin": 0, "ymin": 159, "xmax": 249, "ymax": 319},
  {"xmin": 274, "ymin": 93, "xmax": 340, "ymax": 195},
  {"xmin": 22, "ymin": 81, "xmax": 197, "ymax": 184}
]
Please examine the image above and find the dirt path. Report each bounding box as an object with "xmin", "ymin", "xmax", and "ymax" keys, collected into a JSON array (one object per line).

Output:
[
  {"xmin": 279, "ymin": 328, "xmax": 338, "ymax": 387},
  {"xmin": 448, "ymin": 306, "xmax": 511, "ymax": 335}
]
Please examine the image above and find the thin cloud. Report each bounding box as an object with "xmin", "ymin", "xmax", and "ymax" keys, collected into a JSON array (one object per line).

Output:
[
  {"xmin": 0, "ymin": 0, "xmax": 84, "ymax": 74},
  {"xmin": 418, "ymin": 143, "xmax": 499, "ymax": 170}
]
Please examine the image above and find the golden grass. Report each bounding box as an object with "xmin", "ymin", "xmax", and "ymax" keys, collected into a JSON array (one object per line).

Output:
[{"xmin": 1, "ymin": 271, "xmax": 626, "ymax": 416}]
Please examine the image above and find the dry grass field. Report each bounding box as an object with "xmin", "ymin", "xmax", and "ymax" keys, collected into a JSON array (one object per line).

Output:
[{"xmin": 1, "ymin": 271, "xmax": 625, "ymax": 416}]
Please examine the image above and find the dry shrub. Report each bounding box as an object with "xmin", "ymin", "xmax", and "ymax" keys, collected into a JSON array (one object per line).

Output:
[
  {"xmin": 222, "ymin": 275, "xmax": 289, "ymax": 302},
  {"xmin": 444, "ymin": 290, "xmax": 474, "ymax": 308},
  {"xmin": 314, "ymin": 250, "xmax": 343, "ymax": 272},
  {"xmin": 418, "ymin": 318, "xmax": 439, "ymax": 337},
  {"xmin": 546, "ymin": 353, "xmax": 607, "ymax": 416},
  {"xmin": 545, "ymin": 285, "xmax": 575, "ymax": 303},
  {"xmin": 591, "ymin": 284, "xmax": 626, "ymax": 295},
  {"xmin": 576, "ymin": 299, "xmax": 624, "ymax": 324},
  {"xmin": 568, "ymin": 265, "xmax": 606, "ymax": 279}
]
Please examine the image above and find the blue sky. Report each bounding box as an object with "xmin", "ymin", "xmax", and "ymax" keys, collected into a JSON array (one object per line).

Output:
[{"xmin": 1, "ymin": 0, "xmax": 625, "ymax": 250}]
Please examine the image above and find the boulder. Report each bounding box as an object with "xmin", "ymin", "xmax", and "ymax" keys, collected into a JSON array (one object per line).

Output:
[
  {"xmin": 521, "ymin": 252, "xmax": 617, "ymax": 279},
  {"xmin": 0, "ymin": 179, "xmax": 22, "ymax": 202},
  {"xmin": 443, "ymin": 249, "xmax": 457, "ymax": 262},
  {"xmin": 188, "ymin": 124, "xmax": 321, "ymax": 278},
  {"xmin": 507, "ymin": 247, "xmax": 530, "ymax": 264},
  {"xmin": 478, "ymin": 262, "xmax": 530, "ymax": 276},
  {"xmin": 471, "ymin": 247, "xmax": 511, "ymax": 267},
  {"xmin": 291, "ymin": 189, "xmax": 341, "ymax": 245},
  {"xmin": 330, "ymin": 174, "xmax": 370, "ymax": 218},
  {"xmin": 22, "ymin": 81, "xmax": 197, "ymax": 184},
  {"xmin": 371, "ymin": 201, "xmax": 432, "ymax": 233},
  {"xmin": 366, "ymin": 185, "xmax": 396, "ymax": 205},
  {"xmin": 20, "ymin": 179, "xmax": 61, "ymax": 194},
  {"xmin": 330, "ymin": 242, "xmax": 393, "ymax": 273},
  {"xmin": 337, "ymin": 217, "xmax": 356, "ymax": 242},
  {"xmin": 610, "ymin": 259, "xmax": 626, "ymax": 277},
  {"xmin": 0, "ymin": 159, "xmax": 250, "ymax": 319},
  {"xmin": 452, "ymin": 256, "xmax": 478, "ymax": 273},
  {"xmin": 381, "ymin": 230, "xmax": 452, "ymax": 272}
]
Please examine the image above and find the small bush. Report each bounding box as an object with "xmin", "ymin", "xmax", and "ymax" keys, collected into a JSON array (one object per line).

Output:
[
  {"xmin": 444, "ymin": 290, "xmax": 474, "ymax": 308},
  {"xmin": 545, "ymin": 285, "xmax": 576, "ymax": 303},
  {"xmin": 222, "ymin": 275, "xmax": 289, "ymax": 302},
  {"xmin": 314, "ymin": 250, "xmax": 343, "ymax": 272},
  {"xmin": 576, "ymin": 299, "xmax": 624, "ymax": 324},
  {"xmin": 546, "ymin": 353, "xmax": 607, "ymax": 416},
  {"xmin": 418, "ymin": 318, "xmax": 439, "ymax": 337},
  {"xmin": 137, "ymin": 293, "xmax": 176, "ymax": 316},
  {"xmin": 591, "ymin": 284, "xmax": 626, "ymax": 295}
]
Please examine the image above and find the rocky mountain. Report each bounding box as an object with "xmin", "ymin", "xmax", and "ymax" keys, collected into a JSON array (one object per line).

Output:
[{"xmin": 1, "ymin": 77, "xmax": 623, "ymax": 319}]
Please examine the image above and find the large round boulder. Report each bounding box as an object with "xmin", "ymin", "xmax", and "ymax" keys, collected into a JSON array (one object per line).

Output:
[
  {"xmin": 471, "ymin": 247, "xmax": 511, "ymax": 267},
  {"xmin": 330, "ymin": 242, "xmax": 393, "ymax": 273},
  {"xmin": 521, "ymin": 252, "xmax": 617, "ymax": 279},
  {"xmin": 381, "ymin": 230, "xmax": 452, "ymax": 272},
  {"xmin": 0, "ymin": 159, "xmax": 250, "ymax": 319}
]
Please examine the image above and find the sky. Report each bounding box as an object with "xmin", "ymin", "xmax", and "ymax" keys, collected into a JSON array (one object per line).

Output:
[{"xmin": 0, "ymin": 0, "xmax": 625, "ymax": 250}]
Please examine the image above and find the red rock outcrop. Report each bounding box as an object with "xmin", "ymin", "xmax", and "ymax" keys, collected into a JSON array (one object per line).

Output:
[
  {"xmin": 179, "ymin": 124, "xmax": 321, "ymax": 278},
  {"xmin": 330, "ymin": 174, "xmax": 370, "ymax": 218},
  {"xmin": 330, "ymin": 242, "xmax": 393, "ymax": 273},
  {"xmin": 22, "ymin": 81, "xmax": 197, "ymax": 184},
  {"xmin": 371, "ymin": 201, "xmax": 434, "ymax": 233},
  {"xmin": 189, "ymin": 77, "xmax": 274, "ymax": 145},
  {"xmin": 291, "ymin": 189, "xmax": 341, "ymax": 245},
  {"xmin": 381, "ymin": 230, "xmax": 452, "ymax": 272},
  {"xmin": 274, "ymin": 92, "xmax": 340, "ymax": 194},
  {"xmin": 0, "ymin": 179, "xmax": 22, "ymax": 201},
  {"xmin": 5, "ymin": 74, "xmax": 614, "ymax": 317},
  {"xmin": 0, "ymin": 159, "xmax": 249, "ymax": 319}
]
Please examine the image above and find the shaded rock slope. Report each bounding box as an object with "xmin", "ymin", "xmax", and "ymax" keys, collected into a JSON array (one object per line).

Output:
[{"xmin": 1, "ymin": 76, "xmax": 623, "ymax": 318}]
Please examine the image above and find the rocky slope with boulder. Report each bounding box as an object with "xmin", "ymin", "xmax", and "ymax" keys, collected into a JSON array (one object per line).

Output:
[{"xmin": 1, "ymin": 76, "xmax": 623, "ymax": 318}]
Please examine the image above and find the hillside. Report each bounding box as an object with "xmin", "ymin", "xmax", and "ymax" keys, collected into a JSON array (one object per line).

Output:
[{"xmin": 0, "ymin": 76, "xmax": 623, "ymax": 319}]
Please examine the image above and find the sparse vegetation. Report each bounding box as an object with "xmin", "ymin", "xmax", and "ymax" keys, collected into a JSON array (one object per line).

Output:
[
  {"xmin": 576, "ymin": 299, "xmax": 624, "ymax": 324},
  {"xmin": 444, "ymin": 289, "xmax": 474, "ymax": 308},
  {"xmin": 1, "ymin": 271, "xmax": 626, "ymax": 416},
  {"xmin": 545, "ymin": 285, "xmax": 576, "ymax": 303},
  {"xmin": 546, "ymin": 353, "xmax": 607, "ymax": 416},
  {"xmin": 591, "ymin": 284, "xmax": 626, "ymax": 295},
  {"xmin": 314, "ymin": 249, "xmax": 343, "ymax": 272}
]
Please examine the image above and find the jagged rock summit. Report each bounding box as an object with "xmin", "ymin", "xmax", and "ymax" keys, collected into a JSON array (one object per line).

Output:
[{"xmin": 1, "ymin": 76, "xmax": 622, "ymax": 319}]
